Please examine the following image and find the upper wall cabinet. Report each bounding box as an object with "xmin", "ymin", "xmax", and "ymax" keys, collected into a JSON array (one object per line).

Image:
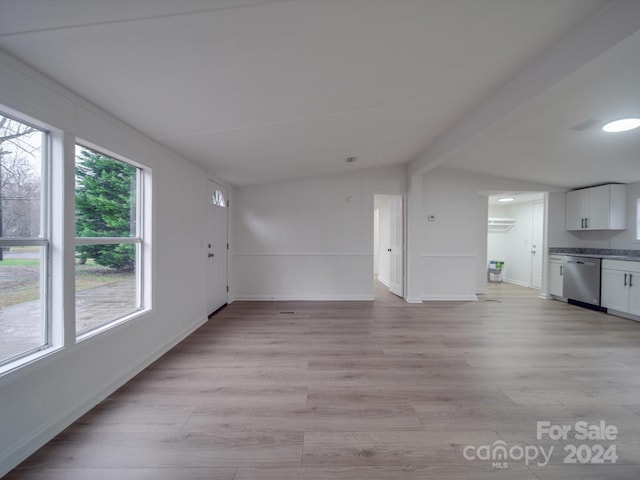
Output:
[{"xmin": 565, "ymin": 184, "xmax": 626, "ymax": 231}]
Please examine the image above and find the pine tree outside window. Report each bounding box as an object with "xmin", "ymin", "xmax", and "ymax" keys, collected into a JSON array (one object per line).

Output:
[{"xmin": 75, "ymin": 144, "xmax": 145, "ymax": 336}]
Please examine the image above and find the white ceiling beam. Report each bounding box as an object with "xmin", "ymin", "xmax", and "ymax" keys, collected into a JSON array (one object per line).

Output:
[{"xmin": 409, "ymin": 0, "xmax": 640, "ymax": 177}]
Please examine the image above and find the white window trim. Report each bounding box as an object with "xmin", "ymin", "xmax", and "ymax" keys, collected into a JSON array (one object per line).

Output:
[
  {"xmin": 75, "ymin": 237, "xmax": 141, "ymax": 245},
  {"xmin": 0, "ymin": 238, "xmax": 48, "ymax": 247},
  {"xmin": 73, "ymin": 143, "xmax": 148, "ymax": 338},
  {"xmin": 0, "ymin": 112, "xmax": 52, "ymax": 369},
  {"xmin": 0, "ymin": 109, "xmax": 153, "ymax": 377}
]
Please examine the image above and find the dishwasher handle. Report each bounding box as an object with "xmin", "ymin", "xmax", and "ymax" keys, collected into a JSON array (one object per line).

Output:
[{"xmin": 573, "ymin": 260, "xmax": 597, "ymax": 267}]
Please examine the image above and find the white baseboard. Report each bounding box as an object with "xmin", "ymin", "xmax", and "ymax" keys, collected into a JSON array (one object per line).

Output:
[
  {"xmin": 405, "ymin": 296, "xmax": 423, "ymax": 304},
  {"xmin": 547, "ymin": 295, "xmax": 567, "ymax": 303},
  {"xmin": 234, "ymin": 295, "xmax": 374, "ymax": 301},
  {"xmin": 504, "ymin": 278, "xmax": 530, "ymax": 288},
  {"xmin": 0, "ymin": 315, "xmax": 208, "ymax": 478},
  {"xmin": 422, "ymin": 294, "xmax": 478, "ymax": 302}
]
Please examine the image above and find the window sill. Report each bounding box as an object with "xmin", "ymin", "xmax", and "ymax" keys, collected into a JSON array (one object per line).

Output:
[
  {"xmin": 76, "ymin": 307, "xmax": 151, "ymax": 344},
  {"xmin": 0, "ymin": 308, "xmax": 151, "ymax": 386},
  {"xmin": 0, "ymin": 345, "xmax": 64, "ymax": 386}
]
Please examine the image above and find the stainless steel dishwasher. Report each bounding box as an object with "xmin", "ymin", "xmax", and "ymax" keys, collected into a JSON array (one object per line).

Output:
[{"xmin": 563, "ymin": 256, "xmax": 602, "ymax": 307}]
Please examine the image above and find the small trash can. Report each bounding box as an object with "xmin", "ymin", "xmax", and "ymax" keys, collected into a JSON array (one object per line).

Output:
[{"xmin": 488, "ymin": 260, "xmax": 504, "ymax": 282}]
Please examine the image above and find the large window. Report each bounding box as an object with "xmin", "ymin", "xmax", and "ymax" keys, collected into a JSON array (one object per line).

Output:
[
  {"xmin": 0, "ymin": 106, "xmax": 151, "ymax": 372},
  {"xmin": 0, "ymin": 113, "xmax": 49, "ymax": 366},
  {"xmin": 75, "ymin": 144, "xmax": 144, "ymax": 336}
]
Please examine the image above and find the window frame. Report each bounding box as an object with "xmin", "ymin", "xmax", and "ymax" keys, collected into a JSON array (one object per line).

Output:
[
  {"xmin": 74, "ymin": 142, "xmax": 147, "ymax": 338},
  {"xmin": 212, "ymin": 188, "xmax": 226, "ymax": 208},
  {"xmin": 0, "ymin": 111, "xmax": 51, "ymax": 367},
  {"xmin": 0, "ymin": 107, "xmax": 153, "ymax": 376}
]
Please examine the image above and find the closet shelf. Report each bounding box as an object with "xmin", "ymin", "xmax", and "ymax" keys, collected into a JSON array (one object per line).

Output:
[{"xmin": 488, "ymin": 217, "xmax": 516, "ymax": 233}]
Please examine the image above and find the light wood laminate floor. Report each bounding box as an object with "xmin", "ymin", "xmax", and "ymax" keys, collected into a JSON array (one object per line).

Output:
[{"xmin": 6, "ymin": 282, "xmax": 640, "ymax": 479}]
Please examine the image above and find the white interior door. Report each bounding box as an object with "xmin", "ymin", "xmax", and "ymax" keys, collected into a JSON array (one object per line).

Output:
[
  {"xmin": 389, "ymin": 196, "xmax": 404, "ymax": 297},
  {"xmin": 530, "ymin": 201, "xmax": 544, "ymax": 289},
  {"xmin": 207, "ymin": 180, "xmax": 228, "ymax": 315}
]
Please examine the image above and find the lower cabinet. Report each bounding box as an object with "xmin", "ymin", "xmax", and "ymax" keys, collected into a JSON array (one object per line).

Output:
[
  {"xmin": 601, "ymin": 260, "xmax": 640, "ymax": 316},
  {"xmin": 630, "ymin": 276, "xmax": 640, "ymax": 316},
  {"xmin": 549, "ymin": 256, "xmax": 564, "ymax": 297}
]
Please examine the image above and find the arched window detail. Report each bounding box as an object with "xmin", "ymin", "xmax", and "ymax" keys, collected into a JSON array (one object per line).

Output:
[{"xmin": 211, "ymin": 189, "xmax": 226, "ymax": 207}]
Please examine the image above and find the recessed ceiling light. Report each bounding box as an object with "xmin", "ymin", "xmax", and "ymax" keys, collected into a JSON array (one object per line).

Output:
[
  {"xmin": 498, "ymin": 197, "xmax": 515, "ymax": 203},
  {"xmin": 602, "ymin": 118, "xmax": 640, "ymax": 133},
  {"xmin": 345, "ymin": 156, "xmax": 357, "ymax": 163}
]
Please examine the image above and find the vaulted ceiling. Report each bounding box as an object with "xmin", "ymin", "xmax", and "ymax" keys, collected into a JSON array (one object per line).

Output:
[{"xmin": 1, "ymin": 0, "xmax": 638, "ymax": 188}]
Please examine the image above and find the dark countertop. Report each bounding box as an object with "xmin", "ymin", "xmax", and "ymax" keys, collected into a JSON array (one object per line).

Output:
[{"xmin": 549, "ymin": 248, "xmax": 640, "ymax": 262}]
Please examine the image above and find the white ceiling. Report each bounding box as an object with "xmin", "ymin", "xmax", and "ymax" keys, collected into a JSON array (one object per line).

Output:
[
  {"xmin": 446, "ymin": 27, "xmax": 640, "ymax": 189},
  {"xmin": 488, "ymin": 192, "xmax": 545, "ymax": 207},
  {"xmin": 2, "ymin": 0, "xmax": 637, "ymax": 188}
]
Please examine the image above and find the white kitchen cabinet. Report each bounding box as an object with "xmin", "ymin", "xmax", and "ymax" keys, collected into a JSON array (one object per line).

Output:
[
  {"xmin": 602, "ymin": 268, "xmax": 628, "ymax": 312},
  {"xmin": 549, "ymin": 255, "xmax": 564, "ymax": 297},
  {"xmin": 630, "ymin": 277, "xmax": 640, "ymax": 316},
  {"xmin": 565, "ymin": 184, "xmax": 626, "ymax": 231},
  {"xmin": 565, "ymin": 190, "xmax": 585, "ymax": 231},
  {"xmin": 601, "ymin": 260, "xmax": 640, "ymax": 316}
]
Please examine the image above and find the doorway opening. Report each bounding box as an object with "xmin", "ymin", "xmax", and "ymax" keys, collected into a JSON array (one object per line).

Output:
[
  {"xmin": 487, "ymin": 192, "xmax": 545, "ymax": 289},
  {"xmin": 374, "ymin": 194, "xmax": 404, "ymax": 300},
  {"xmin": 207, "ymin": 179, "xmax": 228, "ymax": 315}
]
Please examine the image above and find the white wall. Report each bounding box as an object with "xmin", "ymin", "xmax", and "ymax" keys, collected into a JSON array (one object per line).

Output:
[
  {"xmin": 412, "ymin": 168, "xmax": 556, "ymax": 301},
  {"xmin": 548, "ymin": 182, "xmax": 640, "ymax": 251},
  {"xmin": 0, "ymin": 51, "xmax": 213, "ymax": 476},
  {"xmin": 419, "ymin": 170, "xmax": 485, "ymax": 300},
  {"xmin": 232, "ymin": 166, "xmax": 406, "ymax": 300}
]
